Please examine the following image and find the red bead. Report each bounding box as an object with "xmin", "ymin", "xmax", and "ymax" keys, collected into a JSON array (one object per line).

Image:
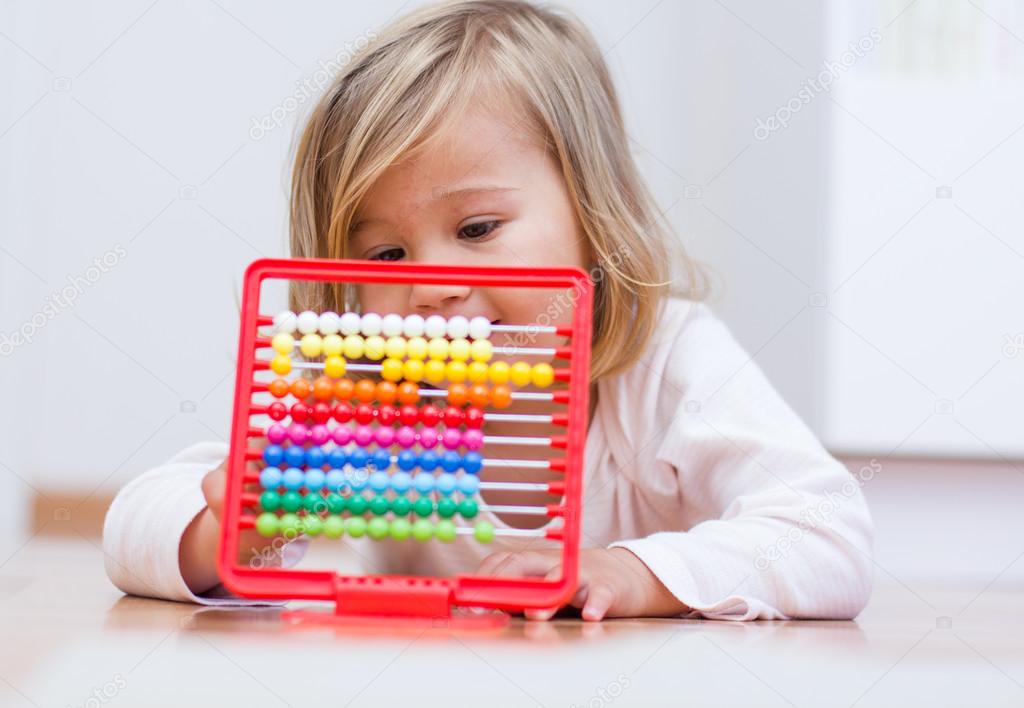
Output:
[
  {"xmin": 311, "ymin": 402, "xmax": 332, "ymax": 424},
  {"xmin": 378, "ymin": 404, "xmax": 398, "ymax": 426},
  {"xmin": 333, "ymin": 402, "xmax": 354, "ymax": 423},
  {"xmin": 267, "ymin": 402, "xmax": 287, "ymax": 421},
  {"xmin": 442, "ymin": 406, "xmax": 463, "ymax": 427},
  {"xmin": 355, "ymin": 404, "xmax": 375, "ymax": 425},
  {"xmin": 290, "ymin": 403, "xmax": 310, "ymax": 423},
  {"xmin": 399, "ymin": 404, "xmax": 419, "ymax": 426},
  {"xmin": 420, "ymin": 404, "xmax": 441, "ymax": 427},
  {"xmin": 464, "ymin": 406, "xmax": 485, "ymax": 429}
]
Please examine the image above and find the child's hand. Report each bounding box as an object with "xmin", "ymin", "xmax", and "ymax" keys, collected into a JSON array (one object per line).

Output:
[{"xmin": 476, "ymin": 547, "xmax": 688, "ymax": 621}]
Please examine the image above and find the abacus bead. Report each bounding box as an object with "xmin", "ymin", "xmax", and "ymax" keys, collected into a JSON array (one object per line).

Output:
[
  {"xmin": 325, "ymin": 469, "xmax": 346, "ymax": 494},
  {"xmin": 449, "ymin": 338, "xmax": 471, "ymax": 362},
  {"xmin": 396, "ymin": 426, "xmax": 417, "ymax": 448},
  {"xmin": 339, "ymin": 312, "xmax": 361, "ymax": 336},
  {"xmin": 354, "ymin": 425, "xmax": 374, "ymax": 446},
  {"xmin": 370, "ymin": 449, "xmax": 391, "ymax": 470},
  {"xmin": 311, "ymin": 424, "xmax": 330, "ymax": 445},
  {"xmin": 463, "ymin": 430, "xmax": 484, "ymax": 451},
  {"xmin": 284, "ymin": 445, "xmax": 305, "ymax": 468},
  {"xmin": 360, "ymin": 312, "xmax": 382, "ymax": 336},
  {"xmin": 413, "ymin": 497, "xmax": 434, "ymax": 518},
  {"xmin": 437, "ymin": 497, "xmax": 457, "ymax": 518},
  {"xmin": 290, "ymin": 378, "xmax": 311, "ymax": 399},
  {"xmin": 442, "ymin": 428, "xmax": 462, "ymax": 450},
  {"xmin": 260, "ymin": 466, "xmax": 283, "ymax": 489},
  {"xmin": 355, "ymin": 404, "xmax": 375, "ymax": 425},
  {"xmin": 406, "ymin": 336, "xmax": 428, "ymax": 360},
  {"xmin": 281, "ymin": 490, "xmax": 303, "ymax": 512},
  {"xmin": 474, "ymin": 520, "xmax": 495, "ymax": 543},
  {"xmin": 347, "ymin": 470, "xmax": 369, "ymax": 491},
  {"xmin": 413, "ymin": 472, "xmax": 435, "ymax": 494},
  {"xmin": 470, "ymin": 339, "xmax": 493, "ymax": 363},
  {"xmin": 259, "ymin": 490, "xmax": 281, "ymax": 512},
  {"xmin": 467, "ymin": 361, "xmax": 489, "ymax": 384},
  {"xmin": 436, "ymin": 473, "xmax": 457, "ymax": 495},
  {"xmin": 346, "ymin": 516, "xmax": 367, "ymax": 538},
  {"xmin": 312, "ymin": 402, "xmax": 332, "ymax": 424},
  {"xmin": 299, "ymin": 333, "xmax": 322, "ymax": 358},
  {"xmin": 464, "ymin": 407, "xmax": 485, "ymax": 428},
  {"xmin": 280, "ymin": 513, "xmax": 303, "ymax": 539},
  {"xmin": 403, "ymin": 359, "xmax": 424, "ymax": 382},
  {"xmin": 488, "ymin": 361, "xmax": 510, "ymax": 384},
  {"xmin": 397, "ymin": 382, "xmax": 419, "ymax": 405},
  {"xmin": 391, "ymin": 471, "xmax": 412, "ymax": 494},
  {"xmin": 303, "ymin": 492, "xmax": 324, "ymax": 513},
  {"xmin": 322, "ymin": 334, "xmax": 344, "ymax": 357},
  {"xmin": 313, "ymin": 377, "xmax": 334, "ymax": 401},
  {"xmin": 355, "ymin": 379, "xmax": 376, "ymax": 402},
  {"xmin": 267, "ymin": 424, "xmax": 287, "ymax": 445},
  {"xmin": 468, "ymin": 316, "xmax": 491, "ymax": 340},
  {"xmin": 303, "ymin": 515, "xmax": 324, "ymax": 537},
  {"xmin": 331, "ymin": 426, "xmax": 352, "ymax": 446},
  {"xmin": 427, "ymin": 337, "xmax": 449, "ymax": 361},
  {"xmin": 376, "ymin": 381, "xmax": 398, "ymax": 404},
  {"xmin": 396, "ymin": 449, "xmax": 418, "ymax": 471},
  {"xmin": 459, "ymin": 498, "xmax": 479, "ymax": 519},
  {"xmin": 289, "ymin": 403, "xmax": 310, "ymax": 423},
  {"xmin": 364, "ymin": 335, "xmax": 386, "ymax": 360},
  {"xmin": 458, "ymin": 475, "xmax": 481, "ymax": 496},
  {"xmin": 390, "ymin": 518, "xmax": 412, "ymax": 540},
  {"xmin": 447, "ymin": 315, "xmax": 469, "ymax": 339},
  {"xmin": 412, "ymin": 519, "xmax": 434, "ymax": 542},
  {"xmin": 283, "ymin": 467, "xmax": 305, "ymax": 491},
  {"xmin": 384, "ymin": 336, "xmax": 407, "ymax": 359},
  {"xmin": 305, "ymin": 468, "xmax": 326, "ymax": 492},
  {"xmin": 381, "ymin": 313, "xmax": 405, "ymax": 337},
  {"xmin": 418, "ymin": 451, "xmax": 439, "ymax": 472},
  {"xmin": 271, "ymin": 332, "xmax": 294, "ymax": 355},
  {"xmin": 446, "ymin": 361, "xmax": 468, "ymax": 384},
  {"xmin": 462, "ymin": 451, "xmax": 483, "ymax": 473},
  {"xmin": 369, "ymin": 471, "xmax": 390, "ymax": 493},
  {"xmin": 325, "ymin": 493, "xmax": 345, "ymax": 514},
  {"xmin": 531, "ymin": 363, "xmax": 555, "ymax": 387},
  {"xmin": 287, "ymin": 424, "xmax": 309, "ymax": 445},
  {"xmin": 369, "ymin": 495, "xmax": 390, "ymax": 516},
  {"xmin": 448, "ymin": 383, "xmax": 468, "ymax": 407},
  {"xmin": 418, "ymin": 427, "xmax": 438, "ymax": 450},
  {"xmin": 442, "ymin": 406, "xmax": 463, "ymax": 427},
  {"xmin": 324, "ymin": 515, "xmax": 345, "ymax": 539},
  {"xmin": 442, "ymin": 451, "xmax": 462, "ymax": 473},
  {"xmin": 334, "ymin": 378, "xmax": 354, "ymax": 401},
  {"xmin": 270, "ymin": 354, "xmax": 292, "ymax": 375},
  {"xmin": 390, "ymin": 496, "xmax": 412, "ymax": 516},
  {"xmin": 273, "ymin": 310, "xmax": 297, "ymax": 334},
  {"xmin": 269, "ymin": 379, "xmax": 290, "ymax": 397},
  {"xmin": 420, "ymin": 404, "xmax": 441, "ymax": 427},
  {"xmin": 399, "ymin": 405, "xmax": 419, "ymax": 426},
  {"xmin": 342, "ymin": 334, "xmax": 363, "ymax": 359},
  {"xmin": 468, "ymin": 384, "xmax": 490, "ymax": 407},
  {"xmin": 263, "ymin": 445, "xmax": 284, "ymax": 466},
  {"xmin": 347, "ymin": 494, "xmax": 369, "ymax": 515},
  {"xmin": 255, "ymin": 512, "xmax": 279, "ymax": 537},
  {"xmin": 381, "ymin": 358, "xmax": 404, "ymax": 382},
  {"xmin": 319, "ymin": 311, "xmax": 340, "ymax": 335},
  {"xmin": 374, "ymin": 426, "xmax": 395, "ymax": 447},
  {"xmin": 491, "ymin": 384, "xmax": 512, "ymax": 409},
  {"xmin": 403, "ymin": 314, "xmax": 425, "ymax": 337},
  {"xmin": 348, "ymin": 448, "xmax": 369, "ymax": 469},
  {"xmin": 306, "ymin": 446, "xmax": 326, "ymax": 468},
  {"xmin": 510, "ymin": 362, "xmax": 532, "ymax": 386},
  {"xmin": 424, "ymin": 359, "xmax": 447, "ymax": 384},
  {"xmin": 378, "ymin": 404, "xmax": 398, "ymax": 425},
  {"xmin": 297, "ymin": 310, "xmax": 320, "ymax": 335},
  {"xmin": 324, "ymin": 356, "xmax": 346, "ymax": 378},
  {"xmin": 424, "ymin": 315, "xmax": 447, "ymax": 339},
  {"xmin": 367, "ymin": 517, "xmax": 389, "ymax": 539},
  {"xmin": 436, "ymin": 519, "xmax": 457, "ymax": 542}
]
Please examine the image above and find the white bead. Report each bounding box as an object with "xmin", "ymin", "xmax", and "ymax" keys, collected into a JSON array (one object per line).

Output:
[
  {"xmin": 318, "ymin": 311, "xmax": 340, "ymax": 335},
  {"xmin": 297, "ymin": 310, "xmax": 319, "ymax": 335},
  {"xmin": 446, "ymin": 315, "xmax": 469, "ymax": 339},
  {"xmin": 403, "ymin": 314, "xmax": 425, "ymax": 338},
  {"xmin": 381, "ymin": 313, "xmax": 404, "ymax": 338},
  {"xmin": 273, "ymin": 310, "xmax": 297, "ymax": 334},
  {"xmin": 360, "ymin": 312, "xmax": 382, "ymax": 336},
  {"xmin": 424, "ymin": 315, "xmax": 447, "ymax": 339},
  {"xmin": 468, "ymin": 316, "xmax": 491, "ymax": 340},
  {"xmin": 339, "ymin": 312, "xmax": 361, "ymax": 336}
]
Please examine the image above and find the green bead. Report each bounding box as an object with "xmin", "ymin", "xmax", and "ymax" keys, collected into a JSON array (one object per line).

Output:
[
  {"xmin": 326, "ymin": 493, "xmax": 346, "ymax": 515},
  {"xmin": 323, "ymin": 515, "xmax": 345, "ymax": 539},
  {"xmin": 302, "ymin": 514, "xmax": 323, "ymax": 537},
  {"xmin": 413, "ymin": 497, "xmax": 434, "ymax": 518},
  {"xmin": 367, "ymin": 517, "xmax": 389, "ymax": 540},
  {"xmin": 279, "ymin": 513, "xmax": 302, "ymax": 539},
  {"xmin": 473, "ymin": 521, "xmax": 495, "ymax": 544},
  {"xmin": 304, "ymin": 492, "xmax": 325, "ymax": 513},
  {"xmin": 281, "ymin": 491, "xmax": 303, "ymax": 513},
  {"xmin": 346, "ymin": 516, "xmax": 368, "ymax": 538},
  {"xmin": 436, "ymin": 497, "xmax": 457, "ymax": 518},
  {"xmin": 390, "ymin": 496, "xmax": 412, "ymax": 517},
  {"xmin": 458, "ymin": 499, "xmax": 479, "ymax": 519},
  {"xmin": 412, "ymin": 519, "xmax": 434, "ymax": 542},
  {"xmin": 390, "ymin": 518, "xmax": 412, "ymax": 541},
  {"xmin": 259, "ymin": 491, "xmax": 281, "ymax": 512},
  {"xmin": 347, "ymin": 494, "xmax": 369, "ymax": 515},
  {"xmin": 369, "ymin": 495, "xmax": 390, "ymax": 516},
  {"xmin": 435, "ymin": 519, "xmax": 456, "ymax": 542},
  {"xmin": 255, "ymin": 512, "xmax": 279, "ymax": 537}
]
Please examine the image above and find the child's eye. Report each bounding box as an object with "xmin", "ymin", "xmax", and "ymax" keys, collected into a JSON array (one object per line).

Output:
[
  {"xmin": 458, "ymin": 220, "xmax": 501, "ymax": 241},
  {"xmin": 369, "ymin": 247, "xmax": 405, "ymax": 262}
]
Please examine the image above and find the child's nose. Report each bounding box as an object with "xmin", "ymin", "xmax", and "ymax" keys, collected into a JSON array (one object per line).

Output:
[{"xmin": 408, "ymin": 282, "xmax": 472, "ymax": 315}]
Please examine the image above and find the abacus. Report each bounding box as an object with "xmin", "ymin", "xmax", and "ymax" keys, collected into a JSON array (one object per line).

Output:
[{"xmin": 218, "ymin": 258, "xmax": 593, "ymax": 622}]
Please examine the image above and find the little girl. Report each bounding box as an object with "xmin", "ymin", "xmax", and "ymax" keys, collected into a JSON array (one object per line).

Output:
[{"xmin": 104, "ymin": 0, "xmax": 872, "ymax": 621}]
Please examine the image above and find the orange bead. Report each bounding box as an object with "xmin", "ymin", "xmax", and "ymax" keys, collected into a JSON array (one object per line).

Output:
[
  {"xmin": 491, "ymin": 383, "xmax": 512, "ymax": 409},
  {"xmin": 376, "ymin": 381, "xmax": 398, "ymax": 404},
  {"xmin": 397, "ymin": 381, "xmax": 420, "ymax": 405},
  {"xmin": 290, "ymin": 378, "xmax": 311, "ymax": 400},
  {"xmin": 355, "ymin": 379, "xmax": 376, "ymax": 403},
  {"xmin": 333, "ymin": 378, "xmax": 354, "ymax": 402},
  {"xmin": 312, "ymin": 376, "xmax": 334, "ymax": 401},
  {"xmin": 269, "ymin": 378, "xmax": 289, "ymax": 398},
  {"xmin": 447, "ymin": 382, "xmax": 468, "ymax": 407},
  {"xmin": 468, "ymin": 384, "xmax": 490, "ymax": 407}
]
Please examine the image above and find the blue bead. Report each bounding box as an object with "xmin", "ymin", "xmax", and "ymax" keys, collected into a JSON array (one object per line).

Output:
[
  {"xmin": 305, "ymin": 468, "xmax": 326, "ymax": 492},
  {"xmin": 369, "ymin": 471, "xmax": 391, "ymax": 493},
  {"xmin": 418, "ymin": 451, "xmax": 439, "ymax": 472},
  {"xmin": 327, "ymin": 448, "xmax": 348, "ymax": 469},
  {"xmin": 348, "ymin": 448, "xmax": 369, "ymax": 469},
  {"xmin": 371, "ymin": 449, "xmax": 392, "ymax": 470},
  {"xmin": 305, "ymin": 446, "xmax": 326, "ymax": 469},
  {"xmin": 347, "ymin": 469, "xmax": 369, "ymax": 491},
  {"xmin": 325, "ymin": 468, "xmax": 346, "ymax": 493},
  {"xmin": 396, "ymin": 450, "xmax": 418, "ymax": 471},
  {"xmin": 462, "ymin": 451, "xmax": 483, "ymax": 474},
  {"xmin": 284, "ymin": 445, "xmax": 306, "ymax": 468},
  {"xmin": 391, "ymin": 471, "xmax": 412, "ymax": 494},
  {"xmin": 282, "ymin": 467, "xmax": 305, "ymax": 491},
  {"xmin": 413, "ymin": 472, "xmax": 435, "ymax": 495},
  {"xmin": 262, "ymin": 445, "xmax": 284, "ymax": 467},
  {"xmin": 441, "ymin": 451, "xmax": 461, "ymax": 473},
  {"xmin": 259, "ymin": 466, "xmax": 282, "ymax": 489},
  {"xmin": 436, "ymin": 473, "xmax": 457, "ymax": 496},
  {"xmin": 458, "ymin": 474, "xmax": 480, "ymax": 496}
]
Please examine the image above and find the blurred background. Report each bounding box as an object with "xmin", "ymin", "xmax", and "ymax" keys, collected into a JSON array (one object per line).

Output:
[{"xmin": 1, "ymin": 1, "xmax": 1022, "ymax": 588}]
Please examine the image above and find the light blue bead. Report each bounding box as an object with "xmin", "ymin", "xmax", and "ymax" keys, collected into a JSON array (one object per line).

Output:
[
  {"xmin": 391, "ymin": 471, "xmax": 412, "ymax": 494},
  {"xmin": 436, "ymin": 473, "xmax": 457, "ymax": 496},
  {"xmin": 458, "ymin": 474, "xmax": 480, "ymax": 496},
  {"xmin": 347, "ymin": 469, "xmax": 369, "ymax": 491},
  {"xmin": 369, "ymin": 470, "xmax": 391, "ymax": 493},
  {"xmin": 325, "ymin": 468, "xmax": 346, "ymax": 493},
  {"xmin": 282, "ymin": 467, "xmax": 305, "ymax": 491},
  {"xmin": 413, "ymin": 472, "xmax": 435, "ymax": 495},
  {"xmin": 259, "ymin": 466, "xmax": 282, "ymax": 489},
  {"xmin": 304, "ymin": 468, "xmax": 326, "ymax": 492}
]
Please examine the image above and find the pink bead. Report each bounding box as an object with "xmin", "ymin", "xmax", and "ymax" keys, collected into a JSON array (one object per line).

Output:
[
  {"xmin": 267, "ymin": 424, "xmax": 287, "ymax": 444},
  {"xmin": 310, "ymin": 424, "xmax": 330, "ymax": 445},
  {"xmin": 332, "ymin": 425, "xmax": 352, "ymax": 445},
  {"xmin": 354, "ymin": 425, "xmax": 374, "ymax": 447},
  {"xmin": 463, "ymin": 429, "xmax": 484, "ymax": 450},
  {"xmin": 396, "ymin": 426, "xmax": 417, "ymax": 448},
  {"xmin": 442, "ymin": 428, "xmax": 462, "ymax": 450},
  {"xmin": 287, "ymin": 424, "xmax": 309, "ymax": 445},
  {"xmin": 418, "ymin": 427, "xmax": 438, "ymax": 449},
  {"xmin": 374, "ymin": 426, "xmax": 395, "ymax": 447}
]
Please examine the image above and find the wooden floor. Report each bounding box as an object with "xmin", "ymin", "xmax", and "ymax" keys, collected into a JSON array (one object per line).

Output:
[{"xmin": 1, "ymin": 534, "xmax": 1022, "ymax": 708}]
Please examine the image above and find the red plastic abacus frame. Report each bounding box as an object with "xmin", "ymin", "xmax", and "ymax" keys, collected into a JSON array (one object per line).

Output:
[{"xmin": 218, "ymin": 257, "xmax": 593, "ymax": 620}]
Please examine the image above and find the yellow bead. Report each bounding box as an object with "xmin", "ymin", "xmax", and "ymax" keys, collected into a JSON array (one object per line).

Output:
[
  {"xmin": 385, "ymin": 336, "xmax": 407, "ymax": 360},
  {"xmin": 299, "ymin": 333, "xmax": 323, "ymax": 358},
  {"xmin": 406, "ymin": 336, "xmax": 428, "ymax": 360},
  {"xmin": 381, "ymin": 358, "xmax": 404, "ymax": 382},
  {"xmin": 446, "ymin": 361, "xmax": 467, "ymax": 384},
  {"xmin": 270, "ymin": 354, "xmax": 292, "ymax": 375},
  {"xmin": 427, "ymin": 337, "xmax": 449, "ymax": 361},
  {"xmin": 403, "ymin": 359, "xmax": 425, "ymax": 382},
  {"xmin": 424, "ymin": 359, "xmax": 447, "ymax": 384},
  {"xmin": 364, "ymin": 335, "xmax": 386, "ymax": 360},
  {"xmin": 342, "ymin": 334, "xmax": 364, "ymax": 359},
  {"xmin": 488, "ymin": 361, "xmax": 510, "ymax": 384},
  {"xmin": 449, "ymin": 338, "xmax": 470, "ymax": 362},
  {"xmin": 271, "ymin": 332, "xmax": 294, "ymax": 356},
  {"xmin": 510, "ymin": 361, "xmax": 532, "ymax": 387},
  {"xmin": 324, "ymin": 356, "xmax": 346, "ymax": 378},
  {"xmin": 322, "ymin": 334, "xmax": 343, "ymax": 357},
  {"xmin": 469, "ymin": 339, "xmax": 493, "ymax": 363},
  {"xmin": 467, "ymin": 361, "xmax": 489, "ymax": 384},
  {"xmin": 531, "ymin": 362, "xmax": 555, "ymax": 387}
]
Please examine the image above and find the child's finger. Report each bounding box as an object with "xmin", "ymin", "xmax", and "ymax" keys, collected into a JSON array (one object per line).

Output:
[
  {"xmin": 476, "ymin": 550, "xmax": 558, "ymax": 578},
  {"xmin": 580, "ymin": 583, "xmax": 616, "ymax": 622},
  {"xmin": 524, "ymin": 565, "xmax": 569, "ymax": 621}
]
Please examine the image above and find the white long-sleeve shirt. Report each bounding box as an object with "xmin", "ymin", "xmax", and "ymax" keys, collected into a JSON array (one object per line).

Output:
[{"xmin": 103, "ymin": 298, "xmax": 873, "ymax": 619}]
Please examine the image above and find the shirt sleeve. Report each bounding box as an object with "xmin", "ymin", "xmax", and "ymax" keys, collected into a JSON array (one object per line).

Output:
[
  {"xmin": 102, "ymin": 441, "xmax": 308, "ymax": 605},
  {"xmin": 608, "ymin": 303, "xmax": 874, "ymax": 621}
]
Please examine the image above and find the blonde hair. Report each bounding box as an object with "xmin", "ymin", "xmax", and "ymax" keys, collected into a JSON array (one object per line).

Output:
[{"xmin": 289, "ymin": 0, "xmax": 702, "ymax": 380}]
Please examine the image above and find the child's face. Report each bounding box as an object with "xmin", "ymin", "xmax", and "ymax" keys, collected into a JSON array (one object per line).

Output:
[{"xmin": 348, "ymin": 107, "xmax": 590, "ymax": 348}]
